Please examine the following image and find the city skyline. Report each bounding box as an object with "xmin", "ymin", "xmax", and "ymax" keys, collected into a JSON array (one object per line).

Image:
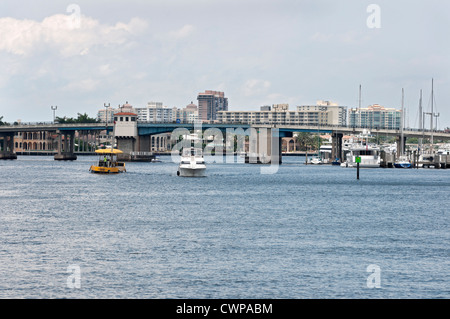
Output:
[{"xmin": 0, "ymin": 0, "xmax": 449, "ymax": 128}]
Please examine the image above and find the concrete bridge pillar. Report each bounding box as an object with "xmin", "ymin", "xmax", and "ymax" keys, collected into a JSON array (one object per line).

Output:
[
  {"xmin": 331, "ymin": 132, "xmax": 343, "ymax": 163},
  {"xmin": 116, "ymin": 137, "xmax": 136, "ymax": 161},
  {"xmin": 0, "ymin": 132, "xmax": 17, "ymax": 160},
  {"xmin": 247, "ymin": 128, "xmax": 282, "ymax": 164},
  {"xmin": 54, "ymin": 130, "xmax": 77, "ymax": 161}
]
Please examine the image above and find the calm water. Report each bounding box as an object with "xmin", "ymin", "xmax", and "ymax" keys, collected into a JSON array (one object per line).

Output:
[{"xmin": 0, "ymin": 155, "xmax": 449, "ymax": 299}]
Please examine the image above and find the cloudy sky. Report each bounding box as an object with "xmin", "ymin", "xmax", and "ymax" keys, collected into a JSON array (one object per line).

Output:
[{"xmin": 0, "ymin": 0, "xmax": 449, "ymax": 128}]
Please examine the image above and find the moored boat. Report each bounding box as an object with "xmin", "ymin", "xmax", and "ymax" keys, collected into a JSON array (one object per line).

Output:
[{"xmin": 394, "ymin": 156, "xmax": 412, "ymax": 169}]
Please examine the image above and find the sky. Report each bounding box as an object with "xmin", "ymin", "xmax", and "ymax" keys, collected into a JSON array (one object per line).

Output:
[{"xmin": 0, "ymin": 0, "xmax": 449, "ymax": 128}]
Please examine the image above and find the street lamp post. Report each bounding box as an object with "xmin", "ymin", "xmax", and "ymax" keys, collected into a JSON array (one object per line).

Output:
[
  {"xmin": 104, "ymin": 103, "xmax": 111, "ymax": 148},
  {"xmin": 51, "ymin": 106, "xmax": 57, "ymax": 123}
]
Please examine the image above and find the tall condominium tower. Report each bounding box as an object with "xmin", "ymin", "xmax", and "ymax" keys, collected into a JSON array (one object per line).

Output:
[{"xmin": 197, "ymin": 90, "xmax": 228, "ymax": 121}]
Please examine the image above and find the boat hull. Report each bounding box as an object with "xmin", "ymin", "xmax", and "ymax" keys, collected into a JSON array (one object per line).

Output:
[
  {"xmin": 394, "ymin": 163, "xmax": 412, "ymax": 169},
  {"xmin": 90, "ymin": 165, "xmax": 126, "ymax": 174},
  {"xmin": 177, "ymin": 166, "xmax": 206, "ymax": 177}
]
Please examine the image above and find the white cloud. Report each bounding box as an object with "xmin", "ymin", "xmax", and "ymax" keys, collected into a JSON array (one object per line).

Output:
[
  {"xmin": 0, "ymin": 14, "xmax": 148, "ymax": 57},
  {"xmin": 243, "ymin": 79, "xmax": 271, "ymax": 97},
  {"xmin": 62, "ymin": 78, "xmax": 100, "ymax": 93},
  {"xmin": 310, "ymin": 31, "xmax": 372, "ymax": 44},
  {"xmin": 168, "ymin": 24, "xmax": 195, "ymax": 39}
]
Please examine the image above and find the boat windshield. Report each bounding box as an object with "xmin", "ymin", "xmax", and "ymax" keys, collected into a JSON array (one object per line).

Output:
[
  {"xmin": 183, "ymin": 148, "xmax": 203, "ymax": 157},
  {"xmin": 353, "ymin": 150, "xmax": 377, "ymax": 156}
]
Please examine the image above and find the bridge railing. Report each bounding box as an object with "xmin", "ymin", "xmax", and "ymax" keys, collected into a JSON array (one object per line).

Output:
[{"xmin": 1, "ymin": 120, "xmax": 448, "ymax": 134}]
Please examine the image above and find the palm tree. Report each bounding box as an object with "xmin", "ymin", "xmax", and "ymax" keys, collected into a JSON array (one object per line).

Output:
[{"xmin": 295, "ymin": 132, "xmax": 316, "ymax": 151}]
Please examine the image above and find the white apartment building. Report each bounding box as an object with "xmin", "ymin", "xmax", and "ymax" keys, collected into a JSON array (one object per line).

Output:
[
  {"xmin": 135, "ymin": 102, "xmax": 175, "ymax": 123},
  {"xmin": 216, "ymin": 101, "xmax": 347, "ymax": 126},
  {"xmin": 297, "ymin": 100, "xmax": 347, "ymax": 126}
]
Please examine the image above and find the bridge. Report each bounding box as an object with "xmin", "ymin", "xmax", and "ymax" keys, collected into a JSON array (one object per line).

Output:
[{"xmin": 1, "ymin": 121, "xmax": 450, "ymax": 162}]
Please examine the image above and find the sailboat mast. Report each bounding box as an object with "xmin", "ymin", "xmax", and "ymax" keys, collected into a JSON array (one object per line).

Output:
[
  {"xmin": 358, "ymin": 84, "xmax": 362, "ymax": 127},
  {"xmin": 400, "ymin": 88, "xmax": 404, "ymax": 157},
  {"xmin": 419, "ymin": 89, "xmax": 423, "ymax": 153},
  {"xmin": 430, "ymin": 78, "xmax": 434, "ymax": 147}
]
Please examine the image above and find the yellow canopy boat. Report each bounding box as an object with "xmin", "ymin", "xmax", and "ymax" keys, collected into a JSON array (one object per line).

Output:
[{"xmin": 90, "ymin": 149, "xmax": 126, "ymax": 174}]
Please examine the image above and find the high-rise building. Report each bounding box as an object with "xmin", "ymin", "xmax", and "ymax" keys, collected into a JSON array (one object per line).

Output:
[
  {"xmin": 197, "ymin": 90, "xmax": 228, "ymax": 122},
  {"xmin": 349, "ymin": 104, "xmax": 401, "ymax": 129}
]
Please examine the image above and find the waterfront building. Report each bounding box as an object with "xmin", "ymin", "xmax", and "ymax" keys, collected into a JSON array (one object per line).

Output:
[
  {"xmin": 197, "ymin": 90, "xmax": 228, "ymax": 122},
  {"xmin": 14, "ymin": 131, "xmax": 55, "ymax": 152},
  {"xmin": 349, "ymin": 104, "xmax": 401, "ymax": 129},
  {"xmin": 216, "ymin": 100, "xmax": 346, "ymax": 126},
  {"xmin": 297, "ymin": 100, "xmax": 347, "ymax": 126}
]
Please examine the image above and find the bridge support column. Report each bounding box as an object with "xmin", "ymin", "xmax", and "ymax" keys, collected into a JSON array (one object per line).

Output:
[
  {"xmin": 0, "ymin": 132, "xmax": 17, "ymax": 160},
  {"xmin": 54, "ymin": 131, "xmax": 77, "ymax": 161},
  {"xmin": 331, "ymin": 132, "xmax": 343, "ymax": 163},
  {"xmin": 246, "ymin": 128, "xmax": 282, "ymax": 165},
  {"xmin": 116, "ymin": 137, "xmax": 136, "ymax": 161}
]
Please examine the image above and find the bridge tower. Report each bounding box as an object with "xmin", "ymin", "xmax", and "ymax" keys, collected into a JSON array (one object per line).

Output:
[{"xmin": 114, "ymin": 111, "xmax": 138, "ymax": 161}]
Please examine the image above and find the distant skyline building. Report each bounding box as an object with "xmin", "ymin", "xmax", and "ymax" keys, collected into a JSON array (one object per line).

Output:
[
  {"xmin": 175, "ymin": 102, "xmax": 199, "ymax": 123},
  {"xmin": 349, "ymin": 104, "xmax": 401, "ymax": 129},
  {"xmin": 197, "ymin": 90, "xmax": 228, "ymax": 121},
  {"xmin": 217, "ymin": 100, "xmax": 346, "ymax": 126},
  {"xmin": 97, "ymin": 102, "xmax": 136, "ymax": 123},
  {"xmin": 135, "ymin": 102, "xmax": 175, "ymax": 123},
  {"xmin": 297, "ymin": 100, "xmax": 347, "ymax": 126}
]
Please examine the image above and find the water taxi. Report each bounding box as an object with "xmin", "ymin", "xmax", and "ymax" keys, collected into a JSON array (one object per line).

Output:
[{"xmin": 90, "ymin": 149, "xmax": 126, "ymax": 174}]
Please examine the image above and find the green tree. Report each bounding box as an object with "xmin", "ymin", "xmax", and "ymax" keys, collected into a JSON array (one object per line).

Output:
[
  {"xmin": 295, "ymin": 132, "xmax": 316, "ymax": 151},
  {"xmin": 0, "ymin": 116, "xmax": 9, "ymax": 126},
  {"xmin": 56, "ymin": 113, "xmax": 99, "ymax": 124}
]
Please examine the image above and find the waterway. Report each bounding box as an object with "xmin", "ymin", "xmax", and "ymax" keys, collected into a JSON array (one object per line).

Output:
[{"xmin": 0, "ymin": 156, "xmax": 448, "ymax": 298}]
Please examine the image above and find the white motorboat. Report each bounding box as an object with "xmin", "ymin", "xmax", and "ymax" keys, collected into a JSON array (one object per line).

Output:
[
  {"xmin": 344, "ymin": 131, "xmax": 380, "ymax": 168},
  {"xmin": 318, "ymin": 144, "xmax": 333, "ymax": 164},
  {"xmin": 177, "ymin": 147, "xmax": 206, "ymax": 177},
  {"xmin": 310, "ymin": 156, "xmax": 323, "ymax": 165},
  {"xmin": 418, "ymin": 154, "xmax": 434, "ymax": 168},
  {"xmin": 345, "ymin": 143, "xmax": 381, "ymax": 168}
]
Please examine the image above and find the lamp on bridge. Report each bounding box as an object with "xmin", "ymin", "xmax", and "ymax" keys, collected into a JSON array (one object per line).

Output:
[
  {"xmin": 51, "ymin": 106, "xmax": 57, "ymax": 123},
  {"xmin": 104, "ymin": 103, "xmax": 111, "ymax": 126},
  {"xmin": 104, "ymin": 103, "xmax": 111, "ymax": 147}
]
